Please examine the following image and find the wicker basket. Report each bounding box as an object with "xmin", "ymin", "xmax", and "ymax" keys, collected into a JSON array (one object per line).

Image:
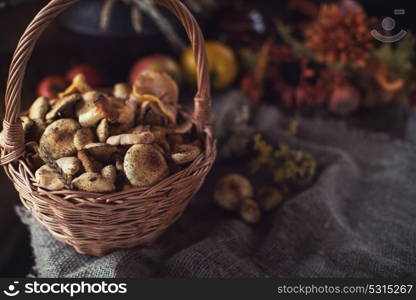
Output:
[{"xmin": 0, "ymin": 0, "xmax": 216, "ymax": 256}]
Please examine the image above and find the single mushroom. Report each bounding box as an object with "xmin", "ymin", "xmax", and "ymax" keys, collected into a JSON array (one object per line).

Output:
[
  {"xmin": 96, "ymin": 118, "xmax": 110, "ymax": 143},
  {"xmin": 35, "ymin": 165, "xmax": 65, "ymax": 191},
  {"xmin": 114, "ymin": 83, "xmax": 131, "ymax": 99},
  {"xmin": 77, "ymin": 150, "xmax": 103, "ymax": 173},
  {"xmin": 56, "ymin": 157, "xmax": 81, "ymax": 177},
  {"xmin": 74, "ymin": 128, "xmax": 95, "ymax": 151},
  {"xmin": 138, "ymin": 101, "xmax": 169, "ymax": 126},
  {"xmin": 171, "ymin": 144, "xmax": 201, "ymax": 165},
  {"xmin": 116, "ymin": 98, "xmax": 137, "ymax": 132},
  {"xmin": 29, "ymin": 97, "xmax": 49, "ymax": 120},
  {"xmin": 76, "ymin": 93, "xmax": 119, "ymax": 127},
  {"xmin": 45, "ymin": 93, "xmax": 81, "ymax": 121},
  {"xmin": 214, "ymin": 174, "xmax": 254, "ymax": 211},
  {"xmin": 240, "ymin": 199, "xmax": 262, "ymax": 224},
  {"xmin": 39, "ymin": 119, "xmax": 80, "ymax": 159},
  {"xmin": 83, "ymin": 143, "xmax": 118, "ymax": 161},
  {"xmin": 59, "ymin": 73, "xmax": 92, "ymax": 98},
  {"xmin": 106, "ymin": 131, "xmax": 155, "ymax": 146},
  {"xmin": 124, "ymin": 144, "xmax": 169, "ymax": 187},
  {"xmin": 101, "ymin": 164, "xmax": 117, "ymax": 182},
  {"xmin": 132, "ymin": 71, "xmax": 179, "ymax": 124},
  {"xmin": 256, "ymin": 187, "xmax": 284, "ymax": 212},
  {"xmin": 72, "ymin": 172, "xmax": 116, "ymax": 193},
  {"xmin": 115, "ymin": 155, "xmax": 124, "ymax": 173},
  {"xmin": 20, "ymin": 116, "xmax": 34, "ymax": 133}
]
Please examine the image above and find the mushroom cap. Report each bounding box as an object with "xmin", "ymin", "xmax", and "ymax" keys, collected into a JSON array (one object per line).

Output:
[
  {"xmin": 116, "ymin": 98, "xmax": 137, "ymax": 132},
  {"xmin": 240, "ymin": 199, "xmax": 261, "ymax": 224},
  {"xmin": 114, "ymin": 83, "xmax": 131, "ymax": 99},
  {"xmin": 35, "ymin": 165, "xmax": 65, "ymax": 191},
  {"xmin": 171, "ymin": 144, "xmax": 201, "ymax": 165},
  {"xmin": 132, "ymin": 71, "xmax": 179, "ymax": 124},
  {"xmin": 29, "ymin": 97, "xmax": 49, "ymax": 120},
  {"xmin": 39, "ymin": 119, "xmax": 80, "ymax": 160},
  {"xmin": 214, "ymin": 174, "xmax": 254, "ymax": 211},
  {"xmin": 46, "ymin": 93, "xmax": 81, "ymax": 121},
  {"xmin": 139, "ymin": 101, "xmax": 168, "ymax": 126},
  {"xmin": 256, "ymin": 187, "xmax": 283, "ymax": 212},
  {"xmin": 96, "ymin": 118, "xmax": 110, "ymax": 143},
  {"xmin": 106, "ymin": 132, "xmax": 155, "ymax": 146},
  {"xmin": 74, "ymin": 127, "xmax": 95, "ymax": 151},
  {"xmin": 72, "ymin": 172, "xmax": 116, "ymax": 193},
  {"xmin": 20, "ymin": 116, "xmax": 34, "ymax": 132},
  {"xmin": 83, "ymin": 143, "xmax": 118, "ymax": 161},
  {"xmin": 56, "ymin": 157, "xmax": 81, "ymax": 176},
  {"xmin": 77, "ymin": 149, "xmax": 103, "ymax": 173},
  {"xmin": 124, "ymin": 144, "xmax": 169, "ymax": 187},
  {"xmin": 101, "ymin": 165, "xmax": 117, "ymax": 182}
]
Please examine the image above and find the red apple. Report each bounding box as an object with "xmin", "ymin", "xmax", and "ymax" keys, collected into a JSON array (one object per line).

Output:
[
  {"xmin": 129, "ymin": 55, "xmax": 182, "ymax": 84},
  {"xmin": 66, "ymin": 64, "xmax": 103, "ymax": 87},
  {"xmin": 37, "ymin": 75, "xmax": 68, "ymax": 99}
]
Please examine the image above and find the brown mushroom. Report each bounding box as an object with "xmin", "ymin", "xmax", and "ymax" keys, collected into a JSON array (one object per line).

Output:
[
  {"xmin": 83, "ymin": 143, "xmax": 118, "ymax": 161},
  {"xmin": 39, "ymin": 119, "xmax": 80, "ymax": 159},
  {"xmin": 74, "ymin": 127, "xmax": 95, "ymax": 151},
  {"xmin": 171, "ymin": 144, "xmax": 201, "ymax": 165},
  {"xmin": 45, "ymin": 93, "xmax": 81, "ymax": 121},
  {"xmin": 106, "ymin": 131, "xmax": 155, "ymax": 146},
  {"xmin": 29, "ymin": 97, "xmax": 49, "ymax": 120},
  {"xmin": 101, "ymin": 164, "xmax": 117, "ymax": 182},
  {"xmin": 116, "ymin": 98, "xmax": 137, "ymax": 132},
  {"xmin": 114, "ymin": 83, "xmax": 131, "ymax": 99},
  {"xmin": 56, "ymin": 157, "xmax": 81, "ymax": 177},
  {"xmin": 35, "ymin": 165, "xmax": 65, "ymax": 191},
  {"xmin": 240, "ymin": 199, "xmax": 262, "ymax": 224},
  {"xmin": 96, "ymin": 118, "xmax": 110, "ymax": 143},
  {"xmin": 76, "ymin": 93, "xmax": 118, "ymax": 127},
  {"xmin": 138, "ymin": 101, "xmax": 169, "ymax": 126},
  {"xmin": 132, "ymin": 71, "xmax": 179, "ymax": 123},
  {"xmin": 77, "ymin": 150, "xmax": 103, "ymax": 173},
  {"xmin": 256, "ymin": 187, "xmax": 284, "ymax": 212},
  {"xmin": 20, "ymin": 116, "xmax": 34, "ymax": 133},
  {"xmin": 214, "ymin": 174, "xmax": 254, "ymax": 211},
  {"xmin": 72, "ymin": 172, "xmax": 116, "ymax": 193},
  {"xmin": 124, "ymin": 144, "xmax": 169, "ymax": 187}
]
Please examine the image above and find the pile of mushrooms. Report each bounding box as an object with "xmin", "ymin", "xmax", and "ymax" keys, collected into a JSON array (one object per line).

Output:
[{"xmin": 1, "ymin": 71, "xmax": 202, "ymax": 193}]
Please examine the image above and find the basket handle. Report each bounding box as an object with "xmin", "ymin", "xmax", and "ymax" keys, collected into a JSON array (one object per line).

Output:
[{"xmin": 1, "ymin": 0, "xmax": 211, "ymax": 166}]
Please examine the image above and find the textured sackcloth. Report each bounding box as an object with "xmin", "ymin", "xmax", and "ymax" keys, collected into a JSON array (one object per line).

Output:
[{"xmin": 16, "ymin": 92, "xmax": 416, "ymax": 278}]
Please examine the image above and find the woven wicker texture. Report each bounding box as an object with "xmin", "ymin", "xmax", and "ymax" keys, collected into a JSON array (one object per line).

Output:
[{"xmin": 1, "ymin": 0, "xmax": 215, "ymax": 256}]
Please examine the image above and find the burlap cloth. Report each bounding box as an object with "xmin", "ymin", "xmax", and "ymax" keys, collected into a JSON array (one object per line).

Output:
[{"xmin": 16, "ymin": 92, "xmax": 416, "ymax": 277}]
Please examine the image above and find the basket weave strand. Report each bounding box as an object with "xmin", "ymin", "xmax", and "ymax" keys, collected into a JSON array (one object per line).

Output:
[{"xmin": 1, "ymin": 0, "xmax": 216, "ymax": 256}]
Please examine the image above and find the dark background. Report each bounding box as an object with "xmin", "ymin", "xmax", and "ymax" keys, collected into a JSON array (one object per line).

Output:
[{"xmin": 1, "ymin": 0, "xmax": 416, "ymax": 277}]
